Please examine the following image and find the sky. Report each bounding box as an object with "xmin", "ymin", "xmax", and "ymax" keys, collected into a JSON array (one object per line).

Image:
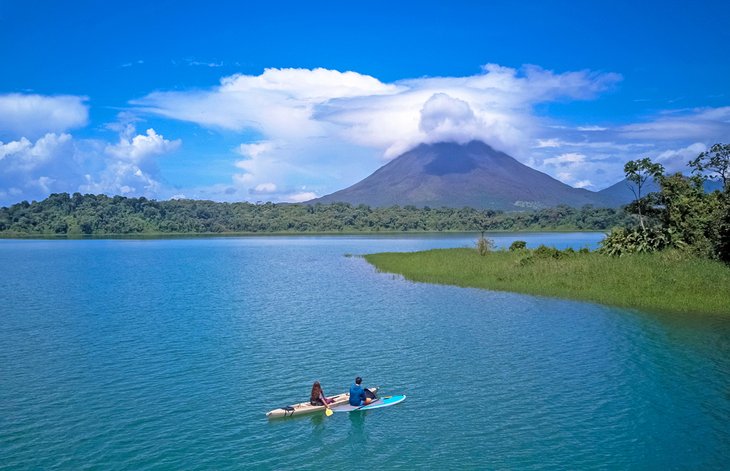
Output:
[{"xmin": 1, "ymin": 0, "xmax": 729, "ymax": 206}]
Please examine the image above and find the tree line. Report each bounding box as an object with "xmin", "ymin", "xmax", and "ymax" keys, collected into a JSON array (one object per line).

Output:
[{"xmin": 0, "ymin": 193, "xmax": 632, "ymax": 236}]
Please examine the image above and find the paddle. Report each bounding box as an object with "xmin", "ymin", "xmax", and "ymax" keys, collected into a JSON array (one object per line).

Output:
[
  {"xmin": 322, "ymin": 393, "xmax": 333, "ymax": 416},
  {"xmin": 352, "ymin": 388, "xmax": 380, "ymax": 411},
  {"xmin": 356, "ymin": 397, "xmax": 381, "ymax": 410}
]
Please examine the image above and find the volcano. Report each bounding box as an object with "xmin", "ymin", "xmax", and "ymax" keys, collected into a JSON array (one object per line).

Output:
[{"xmin": 309, "ymin": 141, "xmax": 608, "ymax": 210}]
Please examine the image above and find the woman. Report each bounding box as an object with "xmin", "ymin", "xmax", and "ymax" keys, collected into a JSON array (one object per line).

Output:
[{"xmin": 310, "ymin": 381, "xmax": 334, "ymax": 408}]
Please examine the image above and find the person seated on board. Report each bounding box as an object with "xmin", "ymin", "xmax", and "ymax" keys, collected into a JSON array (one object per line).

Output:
[
  {"xmin": 310, "ymin": 381, "xmax": 334, "ymax": 408},
  {"xmin": 348, "ymin": 376, "xmax": 374, "ymax": 407}
]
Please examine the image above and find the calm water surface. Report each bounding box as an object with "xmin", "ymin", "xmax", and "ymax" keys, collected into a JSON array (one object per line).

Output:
[{"xmin": 1, "ymin": 233, "xmax": 728, "ymax": 470}]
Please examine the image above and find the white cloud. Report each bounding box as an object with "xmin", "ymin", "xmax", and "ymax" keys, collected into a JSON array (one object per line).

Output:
[
  {"xmin": 232, "ymin": 172, "xmax": 255, "ymax": 185},
  {"xmin": 533, "ymin": 148, "xmax": 621, "ymax": 190},
  {"xmin": 132, "ymin": 64, "xmax": 620, "ymax": 163},
  {"xmin": 232, "ymin": 141, "xmax": 280, "ymax": 184},
  {"xmin": 618, "ymin": 107, "xmax": 730, "ymax": 141},
  {"xmin": 235, "ymin": 141, "xmax": 275, "ymax": 159},
  {"xmin": 251, "ymin": 182, "xmax": 277, "ymax": 194},
  {"xmin": 0, "ymin": 126, "xmax": 181, "ymax": 205},
  {"xmin": 0, "ymin": 137, "xmax": 32, "ymax": 160},
  {"xmin": 80, "ymin": 160, "xmax": 161, "ymax": 196},
  {"xmin": 557, "ymin": 172, "xmax": 573, "ymax": 182},
  {"xmin": 105, "ymin": 126, "xmax": 180, "ymax": 162},
  {"xmin": 576, "ymin": 125, "xmax": 608, "ymax": 131},
  {"xmin": 655, "ymin": 142, "xmax": 707, "ymax": 173},
  {"xmin": 543, "ymin": 152, "xmax": 586, "ymax": 166},
  {"xmin": 132, "ymin": 67, "xmax": 399, "ymax": 140},
  {"xmin": 0, "ymin": 94, "xmax": 88, "ymax": 139},
  {"xmin": 121, "ymin": 60, "xmax": 144, "ymax": 68},
  {"xmin": 83, "ymin": 127, "xmax": 180, "ymax": 196},
  {"xmin": 528, "ymin": 106, "xmax": 730, "ymax": 189},
  {"xmin": 226, "ymin": 136, "xmax": 375, "ymax": 202},
  {"xmin": 185, "ymin": 58, "xmax": 223, "ymax": 68},
  {"xmin": 220, "ymin": 67, "xmax": 399, "ymax": 100},
  {"xmin": 534, "ymin": 138, "xmax": 563, "ymax": 148},
  {"xmin": 0, "ymin": 133, "xmax": 78, "ymax": 203},
  {"xmin": 419, "ymin": 93, "xmax": 479, "ymax": 143},
  {"xmin": 316, "ymin": 64, "xmax": 620, "ymax": 159},
  {"xmin": 0, "ymin": 133, "xmax": 73, "ymax": 173},
  {"xmin": 285, "ymin": 191, "xmax": 317, "ymax": 203}
]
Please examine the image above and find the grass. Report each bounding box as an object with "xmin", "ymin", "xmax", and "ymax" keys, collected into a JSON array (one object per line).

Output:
[{"xmin": 364, "ymin": 248, "xmax": 730, "ymax": 316}]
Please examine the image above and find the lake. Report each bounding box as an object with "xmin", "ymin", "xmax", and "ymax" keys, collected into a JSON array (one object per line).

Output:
[{"xmin": 1, "ymin": 233, "xmax": 728, "ymax": 469}]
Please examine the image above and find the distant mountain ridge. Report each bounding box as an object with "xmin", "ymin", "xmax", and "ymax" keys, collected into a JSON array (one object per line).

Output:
[
  {"xmin": 310, "ymin": 141, "xmax": 609, "ymax": 210},
  {"xmin": 598, "ymin": 177, "xmax": 723, "ymax": 207}
]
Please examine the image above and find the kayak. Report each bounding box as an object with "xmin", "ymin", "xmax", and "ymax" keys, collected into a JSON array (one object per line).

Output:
[
  {"xmin": 266, "ymin": 387, "xmax": 379, "ymax": 419},
  {"xmin": 331, "ymin": 394, "xmax": 406, "ymax": 412}
]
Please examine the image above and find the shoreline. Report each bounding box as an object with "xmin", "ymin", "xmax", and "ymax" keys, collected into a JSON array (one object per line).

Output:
[
  {"xmin": 0, "ymin": 229, "xmax": 608, "ymax": 240},
  {"xmin": 364, "ymin": 248, "xmax": 730, "ymax": 317}
]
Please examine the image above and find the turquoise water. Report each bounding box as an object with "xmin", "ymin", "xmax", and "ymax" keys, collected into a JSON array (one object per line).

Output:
[{"xmin": 1, "ymin": 233, "xmax": 728, "ymax": 469}]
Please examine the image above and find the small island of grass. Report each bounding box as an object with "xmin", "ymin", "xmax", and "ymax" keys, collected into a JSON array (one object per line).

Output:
[{"xmin": 364, "ymin": 248, "xmax": 730, "ymax": 316}]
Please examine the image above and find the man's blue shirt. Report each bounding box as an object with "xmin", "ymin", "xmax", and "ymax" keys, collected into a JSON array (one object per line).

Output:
[{"xmin": 349, "ymin": 383, "xmax": 365, "ymax": 406}]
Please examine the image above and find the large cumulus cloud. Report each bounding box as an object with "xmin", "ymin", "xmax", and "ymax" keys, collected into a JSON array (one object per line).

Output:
[
  {"xmin": 0, "ymin": 92, "xmax": 182, "ymax": 204},
  {"xmin": 0, "ymin": 124, "xmax": 180, "ymax": 205},
  {"xmin": 0, "ymin": 133, "xmax": 76, "ymax": 202},
  {"xmin": 130, "ymin": 64, "xmax": 627, "ymax": 199}
]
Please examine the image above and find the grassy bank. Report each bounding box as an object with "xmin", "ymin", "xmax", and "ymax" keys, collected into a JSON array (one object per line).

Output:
[{"xmin": 364, "ymin": 249, "xmax": 730, "ymax": 316}]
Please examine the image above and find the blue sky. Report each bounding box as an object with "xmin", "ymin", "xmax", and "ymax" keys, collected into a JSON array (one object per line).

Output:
[{"xmin": 1, "ymin": 0, "xmax": 729, "ymax": 205}]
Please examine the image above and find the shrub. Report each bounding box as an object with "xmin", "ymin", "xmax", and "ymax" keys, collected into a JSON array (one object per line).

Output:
[
  {"xmin": 509, "ymin": 240, "xmax": 527, "ymax": 251},
  {"xmin": 533, "ymin": 244, "xmax": 563, "ymax": 259},
  {"xmin": 520, "ymin": 244, "xmax": 563, "ymax": 265},
  {"xmin": 476, "ymin": 233, "xmax": 494, "ymax": 256},
  {"xmin": 598, "ymin": 227, "xmax": 670, "ymax": 256}
]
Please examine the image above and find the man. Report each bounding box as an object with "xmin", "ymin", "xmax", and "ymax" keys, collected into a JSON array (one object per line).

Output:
[{"xmin": 349, "ymin": 376, "xmax": 372, "ymax": 407}]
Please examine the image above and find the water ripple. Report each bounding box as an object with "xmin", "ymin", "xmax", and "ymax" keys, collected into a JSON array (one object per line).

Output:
[{"xmin": 0, "ymin": 235, "xmax": 728, "ymax": 469}]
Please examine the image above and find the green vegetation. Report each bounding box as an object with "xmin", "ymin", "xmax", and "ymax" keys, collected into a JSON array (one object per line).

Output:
[
  {"xmin": 0, "ymin": 193, "xmax": 631, "ymax": 236},
  {"xmin": 365, "ymin": 144, "xmax": 730, "ymax": 316},
  {"xmin": 476, "ymin": 232, "xmax": 493, "ymax": 255},
  {"xmin": 604, "ymin": 143, "xmax": 729, "ymax": 262},
  {"xmin": 509, "ymin": 240, "xmax": 527, "ymax": 251},
  {"xmin": 364, "ymin": 248, "xmax": 730, "ymax": 316}
]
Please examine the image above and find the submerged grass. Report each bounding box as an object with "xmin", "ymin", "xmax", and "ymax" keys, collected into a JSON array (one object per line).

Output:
[{"xmin": 364, "ymin": 249, "xmax": 730, "ymax": 316}]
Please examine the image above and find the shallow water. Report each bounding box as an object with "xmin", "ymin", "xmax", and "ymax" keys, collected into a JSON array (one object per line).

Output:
[{"xmin": 1, "ymin": 233, "xmax": 728, "ymax": 469}]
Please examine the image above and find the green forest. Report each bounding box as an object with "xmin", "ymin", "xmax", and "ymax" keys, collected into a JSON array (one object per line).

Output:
[{"xmin": 0, "ymin": 193, "xmax": 631, "ymax": 236}]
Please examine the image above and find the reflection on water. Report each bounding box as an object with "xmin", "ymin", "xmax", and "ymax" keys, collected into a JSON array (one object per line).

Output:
[{"xmin": 348, "ymin": 412, "xmax": 367, "ymax": 438}]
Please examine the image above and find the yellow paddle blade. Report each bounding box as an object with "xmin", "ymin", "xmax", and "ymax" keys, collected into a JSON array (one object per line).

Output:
[{"xmin": 325, "ymin": 408, "xmax": 333, "ymax": 416}]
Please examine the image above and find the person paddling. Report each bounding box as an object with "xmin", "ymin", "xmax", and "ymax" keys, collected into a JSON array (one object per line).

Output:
[
  {"xmin": 310, "ymin": 381, "xmax": 334, "ymax": 410},
  {"xmin": 348, "ymin": 376, "xmax": 373, "ymax": 407}
]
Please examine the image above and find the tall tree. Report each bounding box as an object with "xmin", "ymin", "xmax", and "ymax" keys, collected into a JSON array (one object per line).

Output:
[
  {"xmin": 624, "ymin": 158, "xmax": 664, "ymax": 230},
  {"xmin": 689, "ymin": 143, "xmax": 730, "ymax": 190},
  {"xmin": 657, "ymin": 173, "xmax": 715, "ymax": 256},
  {"xmin": 688, "ymin": 143, "xmax": 730, "ymax": 262}
]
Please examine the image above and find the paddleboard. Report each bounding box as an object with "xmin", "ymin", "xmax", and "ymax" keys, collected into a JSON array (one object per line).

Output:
[
  {"xmin": 331, "ymin": 394, "xmax": 406, "ymax": 412},
  {"xmin": 266, "ymin": 387, "xmax": 379, "ymax": 418}
]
